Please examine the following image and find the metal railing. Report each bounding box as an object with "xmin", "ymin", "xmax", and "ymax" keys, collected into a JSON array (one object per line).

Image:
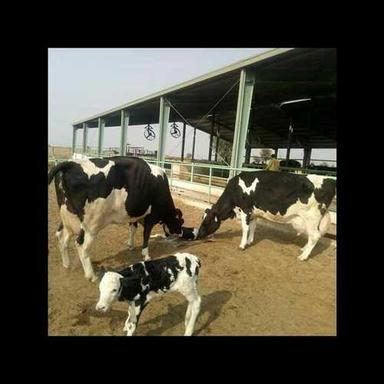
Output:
[
  {"xmin": 48, "ymin": 154, "xmax": 336, "ymax": 213},
  {"xmin": 141, "ymin": 158, "xmax": 336, "ymax": 209}
]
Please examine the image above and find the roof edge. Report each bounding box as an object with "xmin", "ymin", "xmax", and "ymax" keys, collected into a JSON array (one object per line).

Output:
[{"xmin": 72, "ymin": 47, "xmax": 295, "ymax": 126}]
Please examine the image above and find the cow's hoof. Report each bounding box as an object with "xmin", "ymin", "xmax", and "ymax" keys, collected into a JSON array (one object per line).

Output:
[
  {"xmin": 127, "ymin": 246, "xmax": 135, "ymax": 251},
  {"xmin": 298, "ymin": 254, "xmax": 309, "ymax": 261},
  {"xmin": 62, "ymin": 262, "xmax": 70, "ymax": 269},
  {"xmin": 239, "ymin": 246, "xmax": 246, "ymax": 251},
  {"xmin": 86, "ymin": 274, "xmax": 99, "ymax": 282}
]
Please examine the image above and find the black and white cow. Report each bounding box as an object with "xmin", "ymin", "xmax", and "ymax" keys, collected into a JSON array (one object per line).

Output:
[
  {"xmin": 197, "ymin": 171, "xmax": 336, "ymax": 261},
  {"xmin": 48, "ymin": 157, "xmax": 184, "ymax": 282},
  {"xmin": 96, "ymin": 252, "xmax": 201, "ymax": 336}
]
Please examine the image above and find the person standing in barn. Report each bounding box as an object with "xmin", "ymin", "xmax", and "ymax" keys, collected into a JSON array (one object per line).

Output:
[{"xmin": 265, "ymin": 153, "xmax": 280, "ymax": 171}]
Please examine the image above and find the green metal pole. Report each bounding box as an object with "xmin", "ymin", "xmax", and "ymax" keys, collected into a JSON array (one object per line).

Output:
[
  {"xmin": 120, "ymin": 110, "xmax": 129, "ymax": 156},
  {"xmin": 192, "ymin": 127, "xmax": 196, "ymax": 161},
  {"xmin": 157, "ymin": 97, "xmax": 170, "ymax": 166},
  {"xmin": 208, "ymin": 167, "xmax": 212, "ymax": 203},
  {"xmin": 181, "ymin": 122, "xmax": 186, "ymax": 162},
  {"xmin": 72, "ymin": 126, "xmax": 77, "ymax": 155},
  {"xmin": 190, "ymin": 163, "xmax": 194, "ymax": 183},
  {"xmin": 97, "ymin": 118, "xmax": 105, "ymax": 157},
  {"xmin": 82, "ymin": 123, "xmax": 88, "ymax": 154},
  {"xmin": 230, "ymin": 69, "xmax": 255, "ymax": 177}
]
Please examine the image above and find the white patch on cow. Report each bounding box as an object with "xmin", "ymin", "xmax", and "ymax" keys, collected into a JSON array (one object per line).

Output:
[
  {"xmin": 238, "ymin": 177, "xmax": 259, "ymax": 195},
  {"xmin": 247, "ymin": 192, "xmax": 325, "ymax": 260},
  {"xmin": 82, "ymin": 189, "xmax": 151, "ymax": 234},
  {"xmin": 192, "ymin": 228, "xmax": 199, "ymax": 238},
  {"xmin": 202, "ymin": 213, "xmax": 207, "ymax": 220},
  {"xmin": 75, "ymin": 159, "xmax": 114, "ymax": 178},
  {"xmin": 306, "ymin": 174, "xmax": 324, "ymax": 189},
  {"xmin": 96, "ymin": 272, "xmax": 123, "ymax": 312},
  {"xmin": 237, "ymin": 209, "xmax": 250, "ymax": 249},
  {"xmin": 148, "ymin": 163, "xmax": 165, "ymax": 178},
  {"xmin": 142, "ymin": 247, "xmax": 150, "ymax": 260},
  {"xmin": 60, "ymin": 205, "xmax": 81, "ymax": 234}
]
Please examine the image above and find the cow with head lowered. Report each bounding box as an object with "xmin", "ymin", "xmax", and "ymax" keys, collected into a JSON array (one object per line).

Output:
[
  {"xmin": 48, "ymin": 157, "xmax": 184, "ymax": 282},
  {"xmin": 196, "ymin": 171, "xmax": 336, "ymax": 261}
]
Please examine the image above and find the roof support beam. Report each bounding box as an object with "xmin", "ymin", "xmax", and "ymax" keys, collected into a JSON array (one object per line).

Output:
[
  {"xmin": 208, "ymin": 114, "xmax": 215, "ymax": 162},
  {"xmin": 192, "ymin": 127, "xmax": 197, "ymax": 161},
  {"xmin": 82, "ymin": 123, "xmax": 88, "ymax": 155},
  {"xmin": 181, "ymin": 122, "xmax": 186, "ymax": 162},
  {"xmin": 120, "ymin": 110, "xmax": 129, "ymax": 156},
  {"xmin": 157, "ymin": 97, "xmax": 170, "ymax": 166},
  {"xmin": 97, "ymin": 118, "xmax": 105, "ymax": 157},
  {"xmin": 72, "ymin": 126, "xmax": 77, "ymax": 155},
  {"xmin": 230, "ymin": 69, "xmax": 255, "ymax": 175}
]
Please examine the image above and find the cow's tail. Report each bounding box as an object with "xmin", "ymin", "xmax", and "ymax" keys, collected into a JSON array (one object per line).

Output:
[{"xmin": 48, "ymin": 161, "xmax": 74, "ymax": 185}]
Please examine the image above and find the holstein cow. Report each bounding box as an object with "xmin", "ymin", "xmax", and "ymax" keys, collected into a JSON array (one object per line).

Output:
[
  {"xmin": 48, "ymin": 157, "xmax": 184, "ymax": 282},
  {"xmin": 197, "ymin": 171, "xmax": 336, "ymax": 261},
  {"xmin": 96, "ymin": 253, "xmax": 201, "ymax": 336}
]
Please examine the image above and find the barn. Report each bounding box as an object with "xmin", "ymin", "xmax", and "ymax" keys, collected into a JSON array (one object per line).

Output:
[{"xmin": 48, "ymin": 48, "xmax": 337, "ymax": 336}]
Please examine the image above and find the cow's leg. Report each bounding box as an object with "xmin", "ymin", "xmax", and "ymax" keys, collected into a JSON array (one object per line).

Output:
[
  {"xmin": 75, "ymin": 229, "xmax": 98, "ymax": 282},
  {"xmin": 298, "ymin": 217, "xmax": 322, "ymax": 261},
  {"xmin": 142, "ymin": 216, "xmax": 155, "ymax": 261},
  {"xmin": 123, "ymin": 303, "xmax": 136, "ymax": 336},
  {"xmin": 239, "ymin": 210, "xmax": 251, "ymax": 250},
  {"xmin": 56, "ymin": 222, "xmax": 73, "ymax": 268},
  {"xmin": 126, "ymin": 222, "xmax": 137, "ymax": 250},
  {"xmin": 319, "ymin": 211, "xmax": 331, "ymax": 237},
  {"xmin": 183, "ymin": 287, "xmax": 201, "ymax": 336},
  {"xmin": 124, "ymin": 300, "xmax": 147, "ymax": 336},
  {"xmin": 247, "ymin": 219, "xmax": 257, "ymax": 245}
]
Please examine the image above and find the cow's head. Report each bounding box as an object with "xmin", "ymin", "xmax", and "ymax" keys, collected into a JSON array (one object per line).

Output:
[
  {"xmin": 196, "ymin": 208, "xmax": 221, "ymax": 239},
  {"xmin": 163, "ymin": 208, "xmax": 184, "ymax": 236},
  {"xmin": 95, "ymin": 272, "xmax": 123, "ymax": 312}
]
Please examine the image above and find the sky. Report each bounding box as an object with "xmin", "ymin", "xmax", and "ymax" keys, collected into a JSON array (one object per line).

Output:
[{"xmin": 48, "ymin": 48, "xmax": 336, "ymax": 163}]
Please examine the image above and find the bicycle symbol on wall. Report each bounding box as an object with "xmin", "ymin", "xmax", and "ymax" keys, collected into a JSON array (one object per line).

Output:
[
  {"xmin": 144, "ymin": 124, "xmax": 156, "ymax": 141},
  {"xmin": 170, "ymin": 122, "xmax": 181, "ymax": 138}
]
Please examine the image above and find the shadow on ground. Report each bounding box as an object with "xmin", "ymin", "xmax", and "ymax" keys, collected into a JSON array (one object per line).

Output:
[{"xmin": 72, "ymin": 290, "xmax": 232, "ymax": 336}]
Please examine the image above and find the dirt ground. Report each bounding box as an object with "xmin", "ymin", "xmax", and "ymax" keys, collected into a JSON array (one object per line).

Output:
[{"xmin": 48, "ymin": 184, "xmax": 336, "ymax": 336}]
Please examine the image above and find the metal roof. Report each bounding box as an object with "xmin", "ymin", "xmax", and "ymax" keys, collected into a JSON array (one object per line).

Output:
[{"xmin": 73, "ymin": 48, "xmax": 336, "ymax": 149}]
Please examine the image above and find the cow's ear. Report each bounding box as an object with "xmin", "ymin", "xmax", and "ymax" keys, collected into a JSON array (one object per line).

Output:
[
  {"xmin": 205, "ymin": 208, "xmax": 210, "ymax": 214},
  {"xmin": 119, "ymin": 276, "xmax": 140, "ymax": 301},
  {"xmin": 175, "ymin": 208, "xmax": 183, "ymax": 218},
  {"xmin": 98, "ymin": 266, "xmax": 107, "ymax": 279}
]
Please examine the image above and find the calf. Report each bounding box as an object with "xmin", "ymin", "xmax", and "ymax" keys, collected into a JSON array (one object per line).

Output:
[
  {"xmin": 95, "ymin": 253, "xmax": 202, "ymax": 336},
  {"xmin": 48, "ymin": 157, "xmax": 184, "ymax": 282},
  {"xmin": 197, "ymin": 171, "xmax": 336, "ymax": 261}
]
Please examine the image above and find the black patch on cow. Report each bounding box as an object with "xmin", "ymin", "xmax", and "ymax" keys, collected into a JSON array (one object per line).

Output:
[
  {"xmin": 76, "ymin": 229, "xmax": 84, "ymax": 245},
  {"xmin": 318, "ymin": 204, "xmax": 327, "ymax": 216},
  {"xmin": 52, "ymin": 157, "xmax": 183, "ymax": 237},
  {"xmin": 185, "ymin": 257, "xmax": 192, "ymax": 276},
  {"xmin": 314, "ymin": 178, "xmax": 336, "ymax": 209},
  {"xmin": 119, "ymin": 275, "xmax": 143, "ymax": 301},
  {"xmin": 89, "ymin": 158, "xmax": 109, "ymax": 168},
  {"xmin": 212, "ymin": 171, "xmax": 314, "ymax": 219},
  {"xmin": 117, "ymin": 256, "xmax": 184, "ymax": 302},
  {"xmin": 198, "ymin": 171, "xmax": 322, "ymax": 239},
  {"xmin": 57, "ymin": 222, "xmax": 63, "ymax": 232},
  {"xmin": 180, "ymin": 227, "xmax": 196, "ymax": 240},
  {"xmin": 54, "ymin": 173, "xmax": 66, "ymax": 207}
]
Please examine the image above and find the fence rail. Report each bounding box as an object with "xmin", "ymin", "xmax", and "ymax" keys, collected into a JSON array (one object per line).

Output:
[{"xmin": 48, "ymin": 154, "xmax": 336, "ymax": 212}]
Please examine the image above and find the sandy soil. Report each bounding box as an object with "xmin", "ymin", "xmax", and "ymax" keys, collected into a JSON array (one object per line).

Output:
[{"xmin": 48, "ymin": 184, "xmax": 336, "ymax": 336}]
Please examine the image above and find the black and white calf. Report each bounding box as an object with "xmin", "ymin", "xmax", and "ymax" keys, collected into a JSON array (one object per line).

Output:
[
  {"xmin": 197, "ymin": 171, "xmax": 336, "ymax": 261},
  {"xmin": 95, "ymin": 253, "xmax": 202, "ymax": 336},
  {"xmin": 48, "ymin": 157, "xmax": 184, "ymax": 282}
]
